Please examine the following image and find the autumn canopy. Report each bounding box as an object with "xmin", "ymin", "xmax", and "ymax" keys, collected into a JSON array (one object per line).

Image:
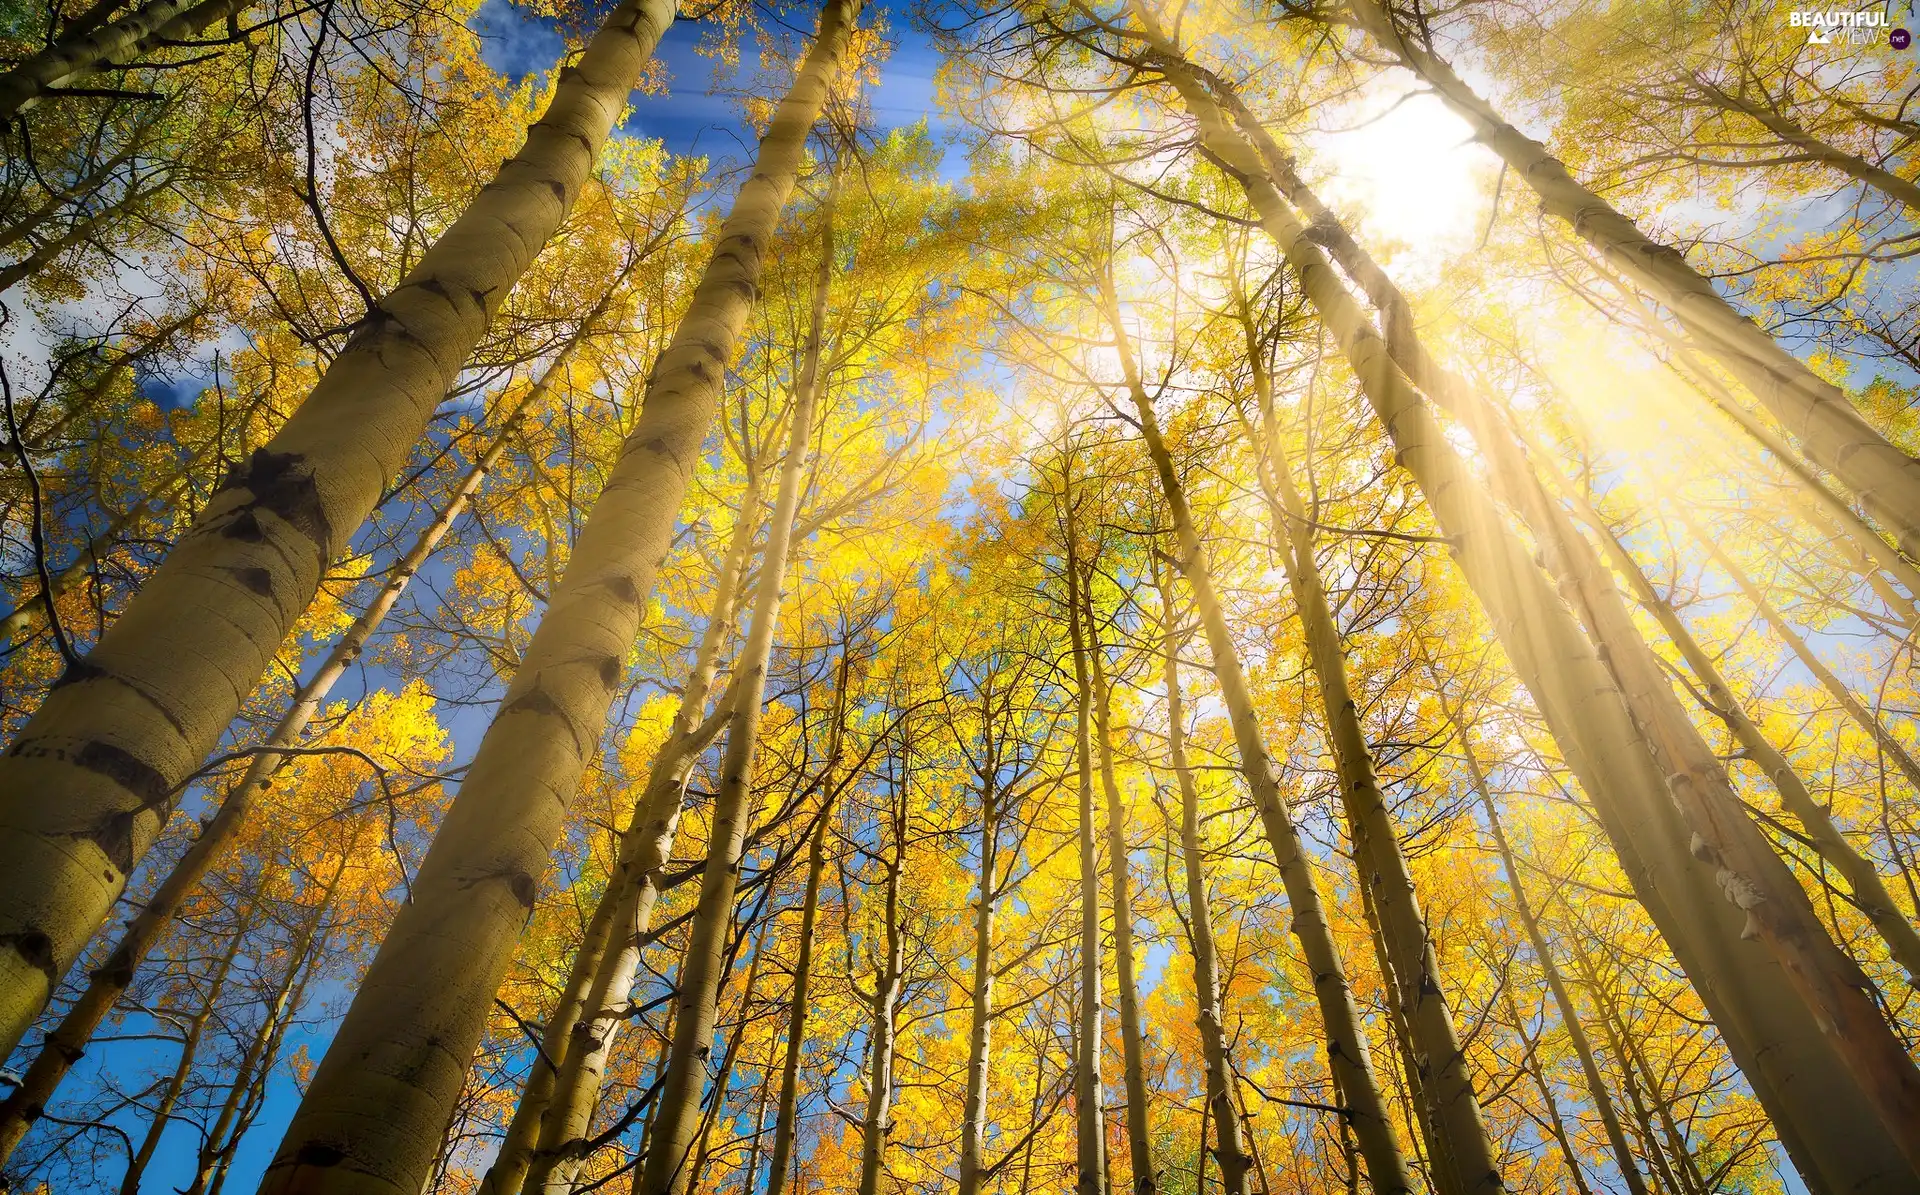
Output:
[{"xmin": 1, "ymin": 0, "xmax": 1918, "ymax": 1192}]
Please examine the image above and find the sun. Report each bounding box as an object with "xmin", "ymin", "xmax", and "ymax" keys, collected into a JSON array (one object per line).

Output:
[{"xmin": 1304, "ymin": 79, "xmax": 1500, "ymax": 284}]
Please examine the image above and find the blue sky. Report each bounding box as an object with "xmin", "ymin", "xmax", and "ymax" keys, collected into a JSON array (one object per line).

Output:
[{"xmin": 470, "ymin": 0, "xmax": 960, "ymax": 170}]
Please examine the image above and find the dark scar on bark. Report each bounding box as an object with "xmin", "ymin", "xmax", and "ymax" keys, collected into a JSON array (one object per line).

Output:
[
  {"xmin": 216, "ymin": 448, "xmax": 333, "ymax": 559},
  {"xmin": 222, "ymin": 510, "xmax": 264, "ymax": 542},
  {"xmin": 504, "ymin": 685, "xmax": 562, "ymax": 718},
  {"xmin": 600, "ymin": 575, "xmax": 640, "ymax": 605},
  {"xmin": 50, "ymin": 657, "xmax": 108, "ymax": 691},
  {"xmin": 81, "ymin": 809, "xmax": 138, "ymax": 874},
  {"xmin": 227, "ymin": 566, "xmax": 273, "ymax": 597},
  {"xmin": 72, "ymin": 741, "xmax": 171, "ymax": 813},
  {"xmin": 290, "ymin": 1142, "xmax": 347, "ymax": 1168},
  {"xmin": 0, "ymin": 930, "xmax": 57, "ymax": 982}
]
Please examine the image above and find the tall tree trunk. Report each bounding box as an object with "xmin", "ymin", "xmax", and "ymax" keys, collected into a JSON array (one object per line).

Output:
[
  {"xmin": 739, "ymin": 1037, "xmax": 776, "ymax": 1195},
  {"xmin": 1086, "ymin": 579, "xmax": 1155, "ymax": 1195},
  {"xmin": 635, "ymin": 1001, "xmax": 676, "ymax": 1164},
  {"xmin": 1018, "ymin": 1050, "xmax": 1045, "ymax": 1195},
  {"xmin": 0, "ymin": 0, "xmax": 243, "ymax": 118},
  {"xmin": 1527, "ymin": 461, "xmax": 1920, "ymax": 987},
  {"xmin": 0, "ymin": 136, "xmax": 146, "ymax": 260},
  {"xmin": 1568, "ymin": 937, "xmax": 1705, "ymax": 1195},
  {"xmin": 496, "ymin": 475, "xmax": 761, "ymax": 1195},
  {"xmin": 690, "ymin": 915, "xmax": 771, "ymax": 1191},
  {"xmin": 0, "ymin": 179, "xmax": 172, "ymax": 292},
  {"xmin": 188, "ymin": 841, "xmax": 354, "ymax": 1195},
  {"xmin": 1060, "ymin": 463, "xmax": 1110, "ymax": 1195},
  {"xmin": 0, "ymin": 477, "xmax": 181, "ymax": 644},
  {"xmin": 736, "ymin": 195, "xmax": 848, "ymax": 1195},
  {"xmin": 1357, "ymin": 873, "xmax": 1452, "ymax": 1195},
  {"xmin": 629, "ymin": 56, "xmax": 853, "ymax": 1184},
  {"xmin": 1621, "ymin": 1030, "xmax": 1707, "ymax": 1195},
  {"xmin": 1150, "ymin": 556, "xmax": 1251, "ymax": 1195},
  {"xmin": 1214, "ymin": 55, "xmax": 1918, "ymax": 1009},
  {"xmin": 856, "ymin": 782, "xmax": 907, "ymax": 1195},
  {"xmin": 1517, "ymin": 440, "xmax": 1920, "ymax": 1167},
  {"xmin": 762, "ymin": 648, "xmax": 853, "ymax": 1195},
  {"xmin": 1334, "ymin": 1068, "xmax": 1359, "ymax": 1195},
  {"xmin": 190, "ymin": 929, "xmax": 321, "ymax": 1195},
  {"xmin": 256, "ymin": 3, "xmax": 857, "ymax": 1185},
  {"xmin": 1137, "ymin": 34, "xmax": 1920, "ymax": 1189},
  {"xmin": 1233, "ymin": 298, "xmax": 1503, "ymax": 1195},
  {"xmin": 1448, "ymin": 711, "xmax": 1651, "ymax": 1195},
  {"xmin": 1498, "ymin": 985, "xmax": 1596, "ymax": 1195},
  {"xmin": 0, "ymin": 0, "xmax": 677, "ymax": 1060},
  {"xmin": 120, "ymin": 888, "xmax": 257, "ymax": 1195},
  {"xmin": 957, "ymin": 680, "xmax": 1002, "ymax": 1195},
  {"xmin": 764, "ymin": 810, "xmax": 830, "ymax": 1195},
  {"xmin": 9, "ymin": 301, "xmax": 204, "ymax": 458},
  {"xmin": 1232, "ymin": 1083, "xmax": 1273, "ymax": 1195},
  {"xmin": 1587, "ymin": 275, "xmax": 1920, "ymax": 611},
  {"xmin": 1334, "ymin": 0, "xmax": 1920, "ymax": 559},
  {"xmin": 1556, "ymin": 931, "xmax": 1685, "ymax": 1195},
  {"xmin": 1096, "ymin": 256, "xmax": 1414, "ymax": 1194},
  {"xmin": 1687, "ymin": 79, "xmax": 1920, "ymax": 214},
  {"xmin": 1193, "ymin": 1066, "xmax": 1211, "ymax": 1195},
  {"xmin": 120, "ymin": 1000, "xmax": 211, "ymax": 1194},
  {"xmin": 0, "ymin": 341, "xmax": 593, "ymax": 1167},
  {"xmin": 1681, "ymin": 513, "xmax": 1920, "ymax": 801},
  {"xmin": 1624, "ymin": 1024, "xmax": 1709, "ymax": 1195}
]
